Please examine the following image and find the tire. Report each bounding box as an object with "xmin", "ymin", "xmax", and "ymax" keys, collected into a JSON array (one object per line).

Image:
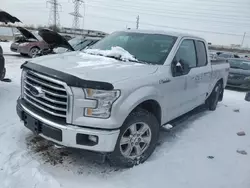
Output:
[
  {"xmin": 0, "ymin": 67, "xmax": 6, "ymax": 81},
  {"xmin": 28, "ymin": 47, "xmax": 40, "ymax": 58},
  {"xmin": 108, "ymin": 108, "xmax": 160, "ymax": 168},
  {"xmin": 206, "ymin": 82, "xmax": 223, "ymax": 111}
]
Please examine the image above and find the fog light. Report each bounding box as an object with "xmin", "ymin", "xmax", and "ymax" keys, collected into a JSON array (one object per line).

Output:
[{"xmin": 88, "ymin": 135, "xmax": 98, "ymax": 143}]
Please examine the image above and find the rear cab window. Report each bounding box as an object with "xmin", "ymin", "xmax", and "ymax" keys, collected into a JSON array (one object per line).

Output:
[{"xmin": 195, "ymin": 41, "xmax": 208, "ymax": 67}]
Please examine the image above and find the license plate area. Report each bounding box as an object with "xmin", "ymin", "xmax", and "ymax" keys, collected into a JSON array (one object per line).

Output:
[
  {"xmin": 24, "ymin": 114, "xmax": 41, "ymax": 135},
  {"xmin": 23, "ymin": 113, "xmax": 62, "ymax": 141}
]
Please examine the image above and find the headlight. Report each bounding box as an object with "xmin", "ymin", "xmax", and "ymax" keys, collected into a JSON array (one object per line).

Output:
[{"xmin": 83, "ymin": 88, "xmax": 120, "ymax": 118}]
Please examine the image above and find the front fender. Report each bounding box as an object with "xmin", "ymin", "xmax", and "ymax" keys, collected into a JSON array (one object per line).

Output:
[{"xmin": 117, "ymin": 86, "xmax": 163, "ymax": 125}]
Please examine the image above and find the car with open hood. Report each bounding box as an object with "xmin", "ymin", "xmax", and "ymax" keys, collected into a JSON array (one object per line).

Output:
[
  {"xmin": 227, "ymin": 58, "xmax": 250, "ymax": 89},
  {"xmin": 10, "ymin": 27, "xmax": 50, "ymax": 57},
  {"xmin": 34, "ymin": 29, "xmax": 102, "ymax": 57},
  {"xmin": 0, "ymin": 10, "xmax": 21, "ymax": 81}
]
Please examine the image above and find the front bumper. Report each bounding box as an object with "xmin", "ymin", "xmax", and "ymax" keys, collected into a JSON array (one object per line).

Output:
[{"xmin": 16, "ymin": 98, "xmax": 120, "ymax": 152}]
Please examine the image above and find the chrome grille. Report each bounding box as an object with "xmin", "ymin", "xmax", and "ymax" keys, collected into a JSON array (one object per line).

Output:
[{"xmin": 23, "ymin": 71, "xmax": 68, "ymax": 120}]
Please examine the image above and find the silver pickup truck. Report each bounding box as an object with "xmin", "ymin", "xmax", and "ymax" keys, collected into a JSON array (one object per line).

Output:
[{"xmin": 16, "ymin": 30, "xmax": 229, "ymax": 167}]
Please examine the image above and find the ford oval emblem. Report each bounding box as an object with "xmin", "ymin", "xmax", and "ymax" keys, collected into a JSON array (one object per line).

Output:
[{"xmin": 29, "ymin": 85, "xmax": 44, "ymax": 98}]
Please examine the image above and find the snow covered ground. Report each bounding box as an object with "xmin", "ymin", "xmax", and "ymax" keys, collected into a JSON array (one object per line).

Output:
[{"xmin": 0, "ymin": 42, "xmax": 250, "ymax": 188}]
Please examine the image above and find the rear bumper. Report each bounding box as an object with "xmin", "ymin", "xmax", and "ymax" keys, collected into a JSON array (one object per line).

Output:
[
  {"xmin": 16, "ymin": 98, "xmax": 120, "ymax": 152},
  {"xmin": 10, "ymin": 43, "xmax": 19, "ymax": 52},
  {"xmin": 10, "ymin": 47, "xmax": 18, "ymax": 52}
]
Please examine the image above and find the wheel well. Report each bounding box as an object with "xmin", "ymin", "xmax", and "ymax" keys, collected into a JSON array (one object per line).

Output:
[
  {"xmin": 132, "ymin": 100, "xmax": 162, "ymax": 125},
  {"xmin": 218, "ymin": 78, "xmax": 223, "ymax": 86},
  {"xmin": 31, "ymin": 46, "xmax": 40, "ymax": 50}
]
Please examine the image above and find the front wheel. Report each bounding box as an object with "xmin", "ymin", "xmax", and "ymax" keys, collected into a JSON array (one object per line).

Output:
[
  {"xmin": 28, "ymin": 47, "xmax": 40, "ymax": 58},
  {"xmin": 206, "ymin": 82, "xmax": 223, "ymax": 111},
  {"xmin": 108, "ymin": 108, "xmax": 160, "ymax": 168}
]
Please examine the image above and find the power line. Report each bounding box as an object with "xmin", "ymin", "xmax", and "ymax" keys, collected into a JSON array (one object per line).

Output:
[
  {"xmin": 19, "ymin": 2, "xmax": 250, "ymax": 20},
  {"xmin": 85, "ymin": 3, "xmax": 250, "ymax": 27},
  {"xmin": 70, "ymin": 0, "xmax": 84, "ymax": 30},
  {"xmin": 116, "ymin": 0, "xmax": 250, "ymax": 9},
  {"xmin": 86, "ymin": 14, "xmax": 250, "ymax": 38},
  {"xmin": 86, "ymin": 0, "xmax": 250, "ymax": 18},
  {"xmin": 46, "ymin": 0, "xmax": 61, "ymax": 30}
]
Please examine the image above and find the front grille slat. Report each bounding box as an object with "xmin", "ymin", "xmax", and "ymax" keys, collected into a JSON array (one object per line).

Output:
[
  {"xmin": 24, "ymin": 97, "xmax": 66, "ymax": 118},
  {"xmin": 26, "ymin": 74, "xmax": 66, "ymax": 91},
  {"xmin": 23, "ymin": 71, "xmax": 68, "ymax": 121},
  {"xmin": 24, "ymin": 91, "xmax": 67, "ymax": 112},
  {"xmin": 25, "ymin": 80, "xmax": 67, "ymax": 98}
]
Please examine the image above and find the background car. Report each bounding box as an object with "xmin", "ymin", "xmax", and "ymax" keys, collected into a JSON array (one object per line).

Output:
[
  {"xmin": 35, "ymin": 28, "xmax": 102, "ymax": 57},
  {"xmin": 217, "ymin": 52, "xmax": 240, "ymax": 59},
  {"xmin": 227, "ymin": 58, "xmax": 250, "ymax": 89},
  {"xmin": 10, "ymin": 27, "xmax": 49, "ymax": 57}
]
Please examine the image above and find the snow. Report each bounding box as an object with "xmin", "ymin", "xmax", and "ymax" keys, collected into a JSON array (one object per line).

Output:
[
  {"xmin": 1, "ymin": 41, "xmax": 250, "ymax": 188},
  {"xmin": 84, "ymin": 46, "xmax": 138, "ymax": 62}
]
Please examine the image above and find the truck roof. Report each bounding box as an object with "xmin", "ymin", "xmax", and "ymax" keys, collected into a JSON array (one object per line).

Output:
[{"xmin": 123, "ymin": 29, "xmax": 205, "ymax": 41}]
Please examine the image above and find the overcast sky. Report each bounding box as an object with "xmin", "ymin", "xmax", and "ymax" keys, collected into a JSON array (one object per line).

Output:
[{"xmin": 2, "ymin": 0, "xmax": 250, "ymax": 46}]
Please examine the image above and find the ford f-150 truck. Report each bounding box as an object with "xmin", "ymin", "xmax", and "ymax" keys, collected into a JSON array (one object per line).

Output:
[{"xmin": 16, "ymin": 30, "xmax": 229, "ymax": 167}]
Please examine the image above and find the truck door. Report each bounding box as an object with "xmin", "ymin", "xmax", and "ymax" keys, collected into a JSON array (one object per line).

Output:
[
  {"xmin": 194, "ymin": 40, "xmax": 211, "ymax": 104},
  {"xmin": 167, "ymin": 39, "xmax": 199, "ymax": 119}
]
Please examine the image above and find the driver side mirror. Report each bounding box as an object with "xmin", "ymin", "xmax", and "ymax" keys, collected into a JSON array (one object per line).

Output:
[{"xmin": 171, "ymin": 59, "xmax": 190, "ymax": 77}]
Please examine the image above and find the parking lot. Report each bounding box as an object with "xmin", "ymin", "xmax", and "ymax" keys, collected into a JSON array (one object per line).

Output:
[{"xmin": 0, "ymin": 41, "xmax": 250, "ymax": 188}]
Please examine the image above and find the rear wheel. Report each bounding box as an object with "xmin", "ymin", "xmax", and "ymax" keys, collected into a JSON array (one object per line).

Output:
[
  {"xmin": 206, "ymin": 82, "xmax": 223, "ymax": 111},
  {"xmin": 108, "ymin": 108, "xmax": 160, "ymax": 168}
]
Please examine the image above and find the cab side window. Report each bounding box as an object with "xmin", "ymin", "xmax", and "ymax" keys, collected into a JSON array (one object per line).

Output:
[
  {"xmin": 175, "ymin": 39, "xmax": 197, "ymax": 68},
  {"xmin": 196, "ymin": 41, "xmax": 207, "ymax": 67}
]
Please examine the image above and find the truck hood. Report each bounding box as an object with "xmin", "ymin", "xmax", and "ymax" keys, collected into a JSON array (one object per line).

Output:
[
  {"xmin": 38, "ymin": 29, "xmax": 74, "ymax": 51},
  {"xmin": 30, "ymin": 51, "xmax": 158, "ymax": 84},
  {"xmin": 16, "ymin": 27, "xmax": 38, "ymax": 40}
]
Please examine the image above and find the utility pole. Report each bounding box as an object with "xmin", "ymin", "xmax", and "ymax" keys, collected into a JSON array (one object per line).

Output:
[
  {"xmin": 136, "ymin": 15, "xmax": 140, "ymax": 29},
  {"xmin": 69, "ymin": 0, "xmax": 83, "ymax": 33},
  {"xmin": 47, "ymin": 0, "xmax": 61, "ymax": 31},
  {"xmin": 82, "ymin": 2, "xmax": 86, "ymax": 31},
  {"xmin": 241, "ymin": 32, "xmax": 246, "ymax": 48}
]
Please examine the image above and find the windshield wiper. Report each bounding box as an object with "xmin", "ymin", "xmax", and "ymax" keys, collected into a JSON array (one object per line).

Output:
[
  {"xmin": 105, "ymin": 55, "xmax": 148, "ymax": 64},
  {"xmin": 84, "ymin": 51, "xmax": 148, "ymax": 64}
]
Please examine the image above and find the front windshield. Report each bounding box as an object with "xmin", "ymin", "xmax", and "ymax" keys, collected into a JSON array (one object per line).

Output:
[
  {"xmin": 229, "ymin": 59, "xmax": 250, "ymax": 70},
  {"xmin": 69, "ymin": 37, "xmax": 93, "ymax": 51},
  {"xmin": 90, "ymin": 31, "xmax": 177, "ymax": 65}
]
